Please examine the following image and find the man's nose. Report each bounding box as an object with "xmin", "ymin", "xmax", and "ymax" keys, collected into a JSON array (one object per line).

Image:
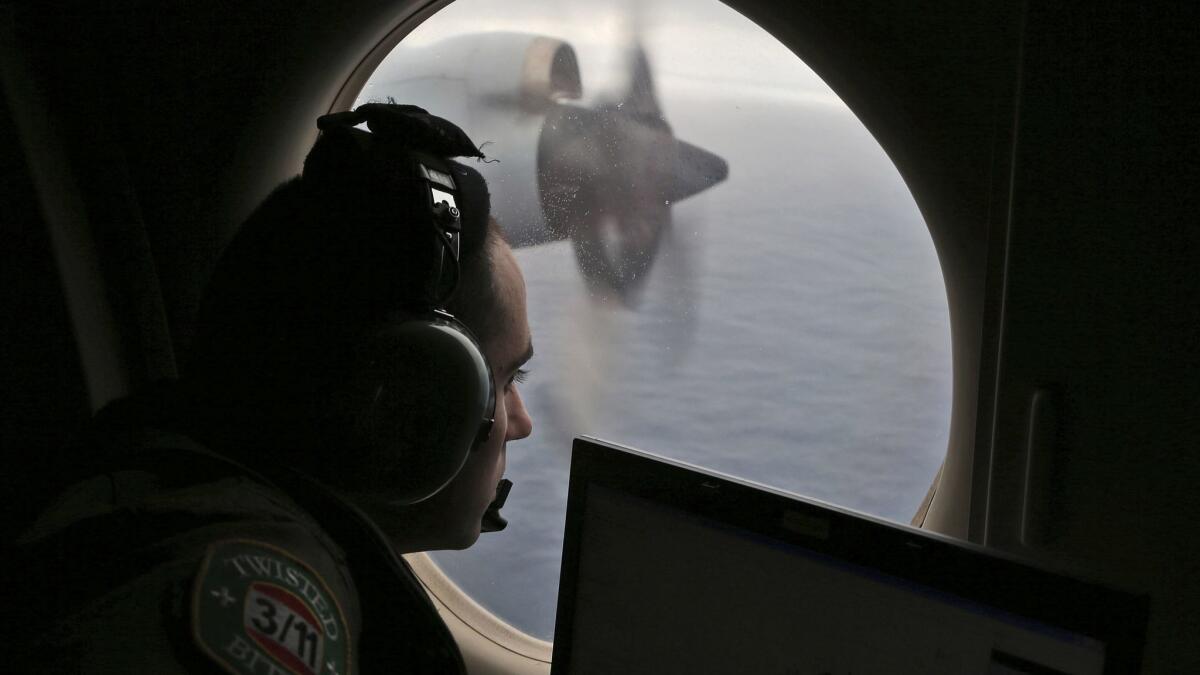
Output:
[{"xmin": 505, "ymin": 387, "xmax": 533, "ymax": 441}]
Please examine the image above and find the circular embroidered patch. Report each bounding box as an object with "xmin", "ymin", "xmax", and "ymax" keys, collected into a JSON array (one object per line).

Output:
[{"xmin": 192, "ymin": 539, "xmax": 352, "ymax": 675}]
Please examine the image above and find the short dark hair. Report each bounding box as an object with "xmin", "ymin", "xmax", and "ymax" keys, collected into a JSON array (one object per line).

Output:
[{"xmin": 180, "ymin": 129, "xmax": 503, "ymax": 469}]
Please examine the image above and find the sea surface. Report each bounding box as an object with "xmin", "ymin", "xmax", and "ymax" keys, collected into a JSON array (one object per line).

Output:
[{"xmin": 429, "ymin": 87, "xmax": 953, "ymax": 640}]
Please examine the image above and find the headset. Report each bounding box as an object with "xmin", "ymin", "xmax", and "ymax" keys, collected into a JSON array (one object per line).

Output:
[{"xmin": 311, "ymin": 104, "xmax": 505, "ymax": 512}]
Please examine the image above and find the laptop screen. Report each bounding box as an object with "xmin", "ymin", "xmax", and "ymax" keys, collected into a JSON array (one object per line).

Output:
[{"xmin": 552, "ymin": 438, "xmax": 1147, "ymax": 674}]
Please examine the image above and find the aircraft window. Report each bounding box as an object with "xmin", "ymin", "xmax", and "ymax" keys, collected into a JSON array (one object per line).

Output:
[{"xmin": 357, "ymin": 0, "xmax": 951, "ymax": 640}]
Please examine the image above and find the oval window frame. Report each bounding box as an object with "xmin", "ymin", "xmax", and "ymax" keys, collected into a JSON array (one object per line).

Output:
[{"xmin": 405, "ymin": 552, "xmax": 554, "ymax": 663}]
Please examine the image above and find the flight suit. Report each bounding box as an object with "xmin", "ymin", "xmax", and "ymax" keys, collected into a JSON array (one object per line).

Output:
[{"xmin": 12, "ymin": 428, "xmax": 467, "ymax": 674}]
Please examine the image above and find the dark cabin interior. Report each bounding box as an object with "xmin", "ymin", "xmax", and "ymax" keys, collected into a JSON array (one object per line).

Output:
[{"xmin": 2, "ymin": 1, "xmax": 1196, "ymax": 671}]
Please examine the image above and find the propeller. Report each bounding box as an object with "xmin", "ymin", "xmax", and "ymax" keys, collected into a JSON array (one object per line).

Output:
[
  {"xmin": 360, "ymin": 28, "xmax": 727, "ymax": 307},
  {"xmin": 537, "ymin": 23, "xmax": 727, "ymax": 436},
  {"xmin": 537, "ymin": 39, "xmax": 728, "ymax": 305}
]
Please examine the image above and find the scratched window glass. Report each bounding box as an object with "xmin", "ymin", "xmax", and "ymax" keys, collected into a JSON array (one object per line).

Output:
[{"xmin": 356, "ymin": 0, "xmax": 951, "ymax": 639}]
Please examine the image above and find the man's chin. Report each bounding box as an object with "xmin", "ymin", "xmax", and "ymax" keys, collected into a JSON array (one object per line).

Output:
[{"xmin": 438, "ymin": 527, "xmax": 482, "ymax": 551}]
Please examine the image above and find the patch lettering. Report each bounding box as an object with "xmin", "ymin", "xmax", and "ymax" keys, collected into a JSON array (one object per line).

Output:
[
  {"xmin": 193, "ymin": 540, "xmax": 351, "ymax": 675},
  {"xmin": 245, "ymin": 583, "xmax": 325, "ymax": 674}
]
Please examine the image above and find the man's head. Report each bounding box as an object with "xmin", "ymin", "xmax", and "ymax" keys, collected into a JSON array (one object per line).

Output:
[{"xmin": 181, "ymin": 105, "xmax": 533, "ymax": 550}]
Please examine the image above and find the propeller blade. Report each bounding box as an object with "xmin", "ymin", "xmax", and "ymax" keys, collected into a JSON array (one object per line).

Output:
[
  {"xmin": 670, "ymin": 139, "xmax": 730, "ymax": 203},
  {"xmin": 615, "ymin": 42, "xmax": 665, "ymax": 123}
]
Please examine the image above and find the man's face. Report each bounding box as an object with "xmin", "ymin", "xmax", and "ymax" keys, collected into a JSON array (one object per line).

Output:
[{"xmin": 373, "ymin": 241, "xmax": 534, "ymax": 552}]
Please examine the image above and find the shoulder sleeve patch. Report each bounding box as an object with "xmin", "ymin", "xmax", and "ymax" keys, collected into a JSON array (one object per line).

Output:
[{"xmin": 191, "ymin": 539, "xmax": 353, "ymax": 675}]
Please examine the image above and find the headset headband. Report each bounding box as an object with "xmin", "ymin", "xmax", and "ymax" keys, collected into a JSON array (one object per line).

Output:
[{"xmin": 315, "ymin": 104, "xmax": 489, "ymax": 309}]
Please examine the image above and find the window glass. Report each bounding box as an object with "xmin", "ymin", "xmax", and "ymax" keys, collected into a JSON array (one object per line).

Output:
[{"xmin": 357, "ymin": 0, "xmax": 951, "ymax": 640}]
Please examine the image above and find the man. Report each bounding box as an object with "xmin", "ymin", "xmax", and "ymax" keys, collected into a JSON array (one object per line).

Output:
[{"xmin": 14, "ymin": 104, "xmax": 533, "ymax": 673}]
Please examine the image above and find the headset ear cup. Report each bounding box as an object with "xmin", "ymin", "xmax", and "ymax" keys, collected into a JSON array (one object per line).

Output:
[{"xmin": 340, "ymin": 318, "xmax": 493, "ymax": 503}]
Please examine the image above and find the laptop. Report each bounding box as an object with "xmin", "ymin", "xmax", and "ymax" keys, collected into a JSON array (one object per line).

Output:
[{"xmin": 551, "ymin": 437, "xmax": 1148, "ymax": 674}]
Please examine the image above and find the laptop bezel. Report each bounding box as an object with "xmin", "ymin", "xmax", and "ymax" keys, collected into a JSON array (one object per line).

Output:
[{"xmin": 551, "ymin": 436, "xmax": 1148, "ymax": 674}]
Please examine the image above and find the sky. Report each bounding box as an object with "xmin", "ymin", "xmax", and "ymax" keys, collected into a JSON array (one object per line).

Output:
[{"xmin": 372, "ymin": 0, "xmax": 845, "ymax": 108}]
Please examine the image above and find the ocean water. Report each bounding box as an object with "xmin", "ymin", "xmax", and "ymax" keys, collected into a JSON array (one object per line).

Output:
[{"xmin": 429, "ymin": 89, "xmax": 953, "ymax": 640}]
